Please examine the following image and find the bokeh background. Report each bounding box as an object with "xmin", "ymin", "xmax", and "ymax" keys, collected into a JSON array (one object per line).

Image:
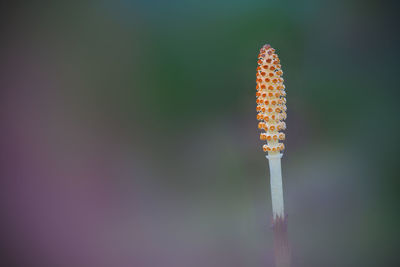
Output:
[{"xmin": 1, "ymin": 0, "xmax": 399, "ymax": 266}]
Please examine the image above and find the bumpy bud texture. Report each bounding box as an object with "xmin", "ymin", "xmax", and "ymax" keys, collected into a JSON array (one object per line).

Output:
[{"xmin": 256, "ymin": 44, "xmax": 286, "ymax": 153}]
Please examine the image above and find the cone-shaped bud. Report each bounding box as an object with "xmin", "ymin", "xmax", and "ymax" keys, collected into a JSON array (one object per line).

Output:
[{"xmin": 256, "ymin": 44, "xmax": 286, "ymax": 153}]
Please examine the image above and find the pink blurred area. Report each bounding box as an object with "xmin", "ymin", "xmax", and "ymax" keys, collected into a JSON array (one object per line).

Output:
[{"xmin": 0, "ymin": 46, "xmax": 269, "ymax": 267}]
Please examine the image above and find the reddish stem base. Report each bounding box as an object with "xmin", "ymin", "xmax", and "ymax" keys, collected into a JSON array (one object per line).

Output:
[{"xmin": 272, "ymin": 215, "xmax": 291, "ymax": 267}]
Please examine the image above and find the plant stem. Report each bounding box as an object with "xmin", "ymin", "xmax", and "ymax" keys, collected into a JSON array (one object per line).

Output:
[
  {"xmin": 273, "ymin": 216, "xmax": 291, "ymax": 267},
  {"xmin": 267, "ymin": 152, "xmax": 291, "ymax": 267},
  {"xmin": 267, "ymin": 153, "xmax": 284, "ymax": 219}
]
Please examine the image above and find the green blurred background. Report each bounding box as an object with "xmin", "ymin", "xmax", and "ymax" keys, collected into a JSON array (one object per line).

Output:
[{"xmin": 1, "ymin": 0, "xmax": 399, "ymax": 266}]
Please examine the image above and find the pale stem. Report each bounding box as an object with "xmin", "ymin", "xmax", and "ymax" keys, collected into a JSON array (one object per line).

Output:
[{"xmin": 266, "ymin": 152, "xmax": 284, "ymax": 219}]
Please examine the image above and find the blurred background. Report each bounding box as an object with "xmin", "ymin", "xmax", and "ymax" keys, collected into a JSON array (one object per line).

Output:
[{"xmin": 1, "ymin": 0, "xmax": 399, "ymax": 266}]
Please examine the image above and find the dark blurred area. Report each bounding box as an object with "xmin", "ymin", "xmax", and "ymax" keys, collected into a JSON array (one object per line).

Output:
[{"xmin": 1, "ymin": 0, "xmax": 399, "ymax": 266}]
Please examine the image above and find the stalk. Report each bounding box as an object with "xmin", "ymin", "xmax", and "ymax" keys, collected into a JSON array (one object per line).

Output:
[
  {"xmin": 255, "ymin": 44, "xmax": 291, "ymax": 267},
  {"xmin": 268, "ymin": 153, "xmax": 290, "ymax": 267},
  {"xmin": 267, "ymin": 153, "xmax": 284, "ymax": 219}
]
